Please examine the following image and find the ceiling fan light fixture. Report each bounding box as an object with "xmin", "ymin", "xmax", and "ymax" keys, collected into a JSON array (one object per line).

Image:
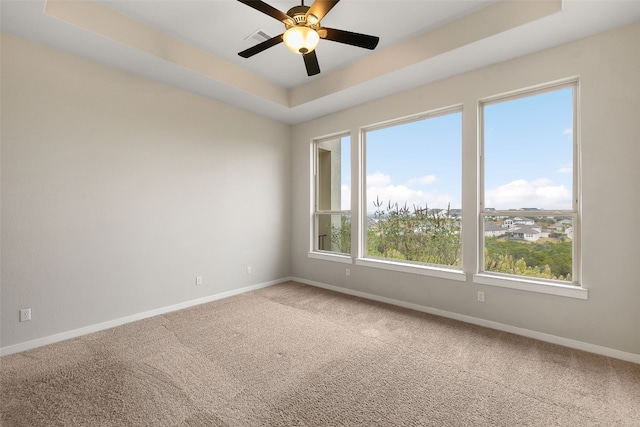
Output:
[{"xmin": 283, "ymin": 26, "xmax": 320, "ymax": 54}]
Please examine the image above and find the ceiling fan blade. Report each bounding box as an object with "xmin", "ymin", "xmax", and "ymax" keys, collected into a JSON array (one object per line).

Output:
[
  {"xmin": 306, "ymin": 0, "xmax": 340, "ymax": 22},
  {"xmin": 238, "ymin": 34, "xmax": 284, "ymax": 58},
  {"xmin": 321, "ymin": 27, "xmax": 380, "ymax": 50},
  {"xmin": 237, "ymin": 0, "xmax": 291, "ymax": 23},
  {"xmin": 303, "ymin": 50, "xmax": 321, "ymax": 76}
]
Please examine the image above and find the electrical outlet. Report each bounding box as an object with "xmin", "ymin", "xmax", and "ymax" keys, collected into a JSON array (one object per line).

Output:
[
  {"xmin": 246, "ymin": 266, "xmax": 252, "ymax": 274},
  {"xmin": 477, "ymin": 291, "xmax": 485, "ymax": 302},
  {"xmin": 346, "ymin": 268, "xmax": 350, "ymax": 276},
  {"xmin": 20, "ymin": 308, "xmax": 31, "ymax": 322},
  {"xmin": 196, "ymin": 276, "xmax": 203, "ymax": 286}
]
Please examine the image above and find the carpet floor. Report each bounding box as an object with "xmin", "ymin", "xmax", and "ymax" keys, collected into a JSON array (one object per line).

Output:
[{"xmin": 1, "ymin": 281, "xmax": 639, "ymax": 426}]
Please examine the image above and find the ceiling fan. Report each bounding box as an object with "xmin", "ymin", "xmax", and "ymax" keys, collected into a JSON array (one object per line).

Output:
[{"xmin": 237, "ymin": 0, "xmax": 380, "ymax": 76}]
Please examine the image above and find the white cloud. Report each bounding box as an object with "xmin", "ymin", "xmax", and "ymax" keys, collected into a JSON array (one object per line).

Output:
[
  {"xmin": 485, "ymin": 179, "xmax": 571, "ymax": 210},
  {"xmin": 531, "ymin": 178, "xmax": 552, "ymax": 187},
  {"xmin": 563, "ymin": 128, "xmax": 573, "ymax": 137},
  {"xmin": 367, "ymin": 171, "xmax": 392, "ymax": 187},
  {"xmin": 557, "ymin": 164, "xmax": 572, "ymax": 174},
  {"xmin": 366, "ymin": 172, "xmax": 454, "ymax": 214},
  {"xmin": 405, "ymin": 174, "xmax": 437, "ymax": 186}
]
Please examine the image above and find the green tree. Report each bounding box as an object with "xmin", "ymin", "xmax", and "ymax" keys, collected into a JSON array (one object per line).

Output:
[
  {"xmin": 330, "ymin": 216, "xmax": 351, "ymax": 254},
  {"xmin": 366, "ymin": 198, "xmax": 461, "ymax": 267},
  {"xmin": 484, "ymin": 238, "xmax": 572, "ymax": 281}
]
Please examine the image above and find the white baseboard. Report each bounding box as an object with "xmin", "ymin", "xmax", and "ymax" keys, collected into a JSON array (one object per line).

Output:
[
  {"xmin": 4, "ymin": 276, "xmax": 638, "ymax": 365},
  {"xmin": 292, "ymin": 277, "xmax": 640, "ymax": 365},
  {"xmin": 0, "ymin": 278, "xmax": 288, "ymax": 357}
]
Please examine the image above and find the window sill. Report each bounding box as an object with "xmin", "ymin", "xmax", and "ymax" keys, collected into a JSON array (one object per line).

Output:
[
  {"xmin": 356, "ymin": 258, "xmax": 466, "ymax": 282},
  {"xmin": 308, "ymin": 252, "xmax": 353, "ymax": 264},
  {"xmin": 473, "ymin": 273, "xmax": 588, "ymax": 299}
]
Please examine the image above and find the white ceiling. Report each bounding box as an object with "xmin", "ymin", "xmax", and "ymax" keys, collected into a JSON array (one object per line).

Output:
[{"xmin": 2, "ymin": 0, "xmax": 640, "ymax": 124}]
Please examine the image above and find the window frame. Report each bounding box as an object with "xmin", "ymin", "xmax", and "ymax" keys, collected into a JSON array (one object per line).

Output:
[
  {"xmin": 307, "ymin": 78, "xmax": 586, "ymax": 300},
  {"xmin": 475, "ymin": 78, "xmax": 584, "ymax": 298},
  {"xmin": 309, "ymin": 132, "xmax": 352, "ymax": 261},
  {"xmin": 356, "ymin": 105, "xmax": 466, "ymax": 281}
]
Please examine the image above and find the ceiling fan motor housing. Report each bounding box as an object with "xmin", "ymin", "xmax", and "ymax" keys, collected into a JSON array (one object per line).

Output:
[{"xmin": 285, "ymin": 5, "xmax": 318, "ymax": 29}]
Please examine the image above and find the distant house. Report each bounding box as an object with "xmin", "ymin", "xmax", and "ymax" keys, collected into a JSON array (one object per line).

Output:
[
  {"xmin": 566, "ymin": 227, "xmax": 574, "ymax": 239},
  {"xmin": 552, "ymin": 220, "xmax": 574, "ymax": 239},
  {"xmin": 428, "ymin": 208, "xmax": 448, "ymax": 218},
  {"xmin": 508, "ymin": 225, "xmax": 542, "ymax": 242},
  {"xmin": 426, "ymin": 208, "xmax": 462, "ymax": 219},
  {"xmin": 484, "ymin": 222, "xmax": 505, "ymax": 238},
  {"xmin": 449, "ymin": 209, "xmax": 462, "ymax": 218},
  {"xmin": 503, "ymin": 217, "xmax": 535, "ymax": 229},
  {"xmin": 555, "ymin": 219, "xmax": 573, "ymax": 231},
  {"xmin": 485, "ymin": 208, "xmax": 508, "ymax": 220},
  {"xmin": 513, "ymin": 217, "xmax": 535, "ymax": 226}
]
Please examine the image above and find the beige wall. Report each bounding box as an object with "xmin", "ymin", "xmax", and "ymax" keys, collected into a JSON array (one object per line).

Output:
[
  {"xmin": 0, "ymin": 34, "xmax": 291, "ymax": 348},
  {"xmin": 2, "ymin": 23, "xmax": 639, "ymax": 358},
  {"xmin": 291, "ymin": 23, "xmax": 640, "ymax": 355}
]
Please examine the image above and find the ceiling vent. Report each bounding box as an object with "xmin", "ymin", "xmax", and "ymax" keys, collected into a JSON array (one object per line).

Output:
[{"xmin": 245, "ymin": 29, "xmax": 272, "ymax": 44}]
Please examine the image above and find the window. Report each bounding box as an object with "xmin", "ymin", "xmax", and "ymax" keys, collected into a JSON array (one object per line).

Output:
[
  {"xmin": 309, "ymin": 79, "xmax": 584, "ymax": 297},
  {"xmin": 480, "ymin": 82, "xmax": 579, "ymax": 285},
  {"xmin": 362, "ymin": 108, "xmax": 463, "ymax": 269},
  {"xmin": 312, "ymin": 134, "xmax": 351, "ymax": 255}
]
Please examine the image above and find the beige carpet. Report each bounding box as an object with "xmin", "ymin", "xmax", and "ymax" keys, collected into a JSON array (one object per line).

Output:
[{"xmin": 1, "ymin": 281, "xmax": 639, "ymax": 426}]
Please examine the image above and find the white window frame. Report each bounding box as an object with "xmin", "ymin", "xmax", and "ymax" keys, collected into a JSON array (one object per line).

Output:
[
  {"xmin": 474, "ymin": 78, "xmax": 586, "ymax": 299},
  {"xmin": 308, "ymin": 132, "xmax": 352, "ymax": 263},
  {"xmin": 355, "ymin": 106, "xmax": 466, "ymax": 282}
]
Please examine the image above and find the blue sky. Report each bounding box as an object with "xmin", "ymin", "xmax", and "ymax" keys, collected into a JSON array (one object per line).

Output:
[
  {"xmin": 364, "ymin": 112, "xmax": 462, "ymax": 213},
  {"xmin": 483, "ymin": 88, "xmax": 573, "ymax": 210},
  {"xmin": 340, "ymin": 87, "xmax": 574, "ymax": 213}
]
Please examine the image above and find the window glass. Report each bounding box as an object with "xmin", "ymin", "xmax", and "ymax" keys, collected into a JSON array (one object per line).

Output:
[
  {"xmin": 484, "ymin": 88, "xmax": 574, "ymax": 211},
  {"xmin": 316, "ymin": 213, "xmax": 351, "ymax": 253},
  {"xmin": 364, "ymin": 111, "xmax": 462, "ymax": 268},
  {"xmin": 481, "ymin": 85, "xmax": 577, "ymax": 283},
  {"xmin": 314, "ymin": 136, "xmax": 351, "ymax": 254},
  {"xmin": 483, "ymin": 215, "xmax": 573, "ymax": 281}
]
